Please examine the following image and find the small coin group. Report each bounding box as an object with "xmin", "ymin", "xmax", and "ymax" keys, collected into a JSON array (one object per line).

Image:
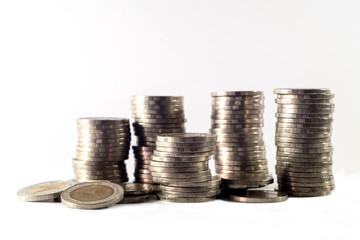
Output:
[
  {"xmin": 73, "ymin": 118, "xmax": 131, "ymax": 183},
  {"xmin": 151, "ymin": 133, "xmax": 221, "ymax": 202},
  {"xmin": 274, "ymin": 89, "xmax": 335, "ymax": 197},
  {"xmin": 131, "ymin": 96, "xmax": 186, "ymax": 185},
  {"xmin": 210, "ymin": 91, "xmax": 276, "ymax": 200},
  {"xmin": 17, "ymin": 180, "xmax": 155, "ymax": 209}
]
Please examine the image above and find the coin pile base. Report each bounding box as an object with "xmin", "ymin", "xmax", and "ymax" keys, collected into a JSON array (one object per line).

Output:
[
  {"xmin": 151, "ymin": 133, "xmax": 221, "ymax": 202},
  {"xmin": 131, "ymin": 96, "xmax": 186, "ymax": 186},
  {"xmin": 74, "ymin": 118, "xmax": 131, "ymax": 183},
  {"xmin": 274, "ymin": 89, "xmax": 335, "ymax": 197},
  {"xmin": 227, "ymin": 189, "xmax": 288, "ymax": 203}
]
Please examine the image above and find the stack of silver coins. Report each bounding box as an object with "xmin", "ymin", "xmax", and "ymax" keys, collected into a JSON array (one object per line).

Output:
[
  {"xmin": 73, "ymin": 118, "xmax": 131, "ymax": 183},
  {"xmin": 150, "ymin": 133, "xmax": 221, "ymax": 202},
  {"xmin": 131, "ymin": 96, "xmax": 186, "ymax": 184},
  {"xmin": 210, "ymin": 91, "xmax": 273, "ymax": 190},
  {"xmin": 274, "ymin": 89, "xmax": 335, "ymax": 197}
]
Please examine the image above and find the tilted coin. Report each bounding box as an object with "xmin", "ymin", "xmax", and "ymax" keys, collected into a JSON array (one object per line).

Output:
[
  {"xmin": 120, "ymin": 195, "xmax": 149, "ymax": 204},
  {"xmin": 157, "ymin": 194, "xmax": 215, "ymax": 203},
  {"xmin": 212, "ymin": 91, "xmax": 264, "ymax": 97},
  {"xmin": 228, "ymin": 190, "xmax": 288, "ymax": 203},
  {"xmin": 273, "ymin": 89, "xmax": 331, "ymax": 95},
  {"xmin": 119, "ymin": 183, "xmax": 153, "ymax": 195},
  {"xmin": 60, "ymin": 181, "xmax": 124, "ymax": 209},
  {"xmin": 17, "ymin": 180, "xmax": 75, "ymax": 202}
]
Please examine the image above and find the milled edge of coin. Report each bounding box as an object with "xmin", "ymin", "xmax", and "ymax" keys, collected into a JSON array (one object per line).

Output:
[
  {"xmin": 157, "ymin": 193, "xmax": 216, "ymax": 203},
  {"xmin": 119, "ymin": 183, "xmax": 153, "ymax": 195},
  {"xmin": 17, "ymin": 180, "xmax": 76, "ymax": 202},
  {"xmin": 120, "ymin": 195, "xmax": 149, "ymax": 204},
  {"xmin": 60, "ymin": 181, "xmax": 124, "ymax": 210},
  {"xmin": 228, "ymin": 190, "xmax": 288, "ymax": 203}
]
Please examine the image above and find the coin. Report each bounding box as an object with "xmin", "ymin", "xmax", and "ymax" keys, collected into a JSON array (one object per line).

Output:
[
  {"xmin": 152, "ymin": 175, "xmax": 211, "ymax": 184},
  {"xmin": 222, "ymin": 175, "xmax": 274, "ymax": 189},
  {"xmin": 155, "ymin": 141, "xmax": 214, "ymax": 148},
  {"xmin": 150, "ymin": 161, "xmax": 209, "ymax": 168},
  {"xmin": 120, "ymin": 195, "xmax": 149, "ymax": 204},
  {"xmin": 152, "ymin": 150, "xmax": 214, "ymax": 157},
  {"xmin": 151, "ymin": 170, "xmax": 211, "ymax": 178},
  {"xmin": 17, "ymin": 180, "xmax": 75, "ymax": 202},
  {"xmin": 152, "ymin": 155, "xmax": 211, "ymax": 162},
  {"xmin": 155, "ymin": 146, "xmax": 214, "ymax": 153},
  {"xmin": 160, "ymin": 185, "xmax": 219, "ymax": 193},
  {"xmin": 160, "ymin": 189, "xmax": 221, "ymax": 198},
  {"xmin": 228, "ymin": 190, "xmax": 288, "ymax": 203},
  {"xmin": 150, "ymin": 166, "xmax": 208, "ymax": 173},
  {"xmin": 212, "ymin": 91, "xmax": 264, "ymax": 97},
  {"xmin": 60, "ymin": 181, "xmax": 124, "ymax": 209},
  {"xmin": 156, "ymin": 133, "xmax": 215, "ymax": 143},
  {"xmin": 275, "ymin": 98, "xmax": 333, "ymax": 104},
  {"xmin": 119, "ymin": 183, "xmax": 153, "ymax": 195},
  {"xmin": 162, "ymin": 176, "xmax": 221, "ymax": 188},
  {"xmin": 157, "ymin": 194, "xmax": 215, "ymax": 203}
]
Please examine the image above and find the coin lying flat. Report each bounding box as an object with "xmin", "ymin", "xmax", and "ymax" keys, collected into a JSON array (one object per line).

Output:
[
  {"xmin": 61, "ymin": 181, "xmax": 124, "ymax": 209},
  {"xmin": 157, "ymin": 193, "xmax": 216, "ymax": 203},
  {"xmin": 228, "ymin": 190, "xmax": 288, "ymax": 203},
  {"xmin": 17, "ymin": 180, "xmax": 76, "ymax": 202}
]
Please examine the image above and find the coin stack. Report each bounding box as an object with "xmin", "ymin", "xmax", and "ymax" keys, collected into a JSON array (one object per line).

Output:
[
  {"xmin": 73, "ymin": 118, "xmax": 131, "ymax": 183},
  {"xmin": 274, "ymin": 89, "xmax": 335, "ymax": 197},
  {"xmin": 150, "ymin": 133, "xmax": 221, "ymax": 202},
  {"xmin": 210, "ymin": 91, "xmax": 273, "ymax": 189},
  {"xmin": 131, "ymin": 96, "xmax": 186, "ymax": 184}
]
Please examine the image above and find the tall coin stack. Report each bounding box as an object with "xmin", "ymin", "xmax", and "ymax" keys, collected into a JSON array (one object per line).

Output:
[
  {"xmin": 211, "ymin": 91, "xmax": 273, "ymax": 190},
  {"xmin": 151, "ymin": 133, "xmax": 221, "ymax": 202},
  {"xmin": 274, "ymin": 89, "xmax": 335, "ymax": 197},
  {"xmin": 73, "ymin": 118, "xmax": 131, "ymax": 183},
  {"xmin": 131, "ymin": 96, "xmax": 186, "ymax": 184}
]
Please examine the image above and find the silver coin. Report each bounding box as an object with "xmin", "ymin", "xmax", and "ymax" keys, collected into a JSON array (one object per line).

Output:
[
  {"xmin": 212, "ymin": 91, "xmax": 264, "ymax": 97},
  {"xmin": 120, "ymin": 195, "xmax": 149, "ymax": 204},
  {"xmin": 61, "ymin": 181, "xmax": 124, "ymax": 209},
  {"xmin": 273, "ymin": 89, "xmax": 331, "ymax": 95},
  {"xmin": 151, "ymin": 155, "xmax": 211, "ymax": 162},
  {"xmin": 222, "ymin": 175, "xmax": 274, "ymax": 189},
  {"xmin": 228, "ymin": 190, "xmax": 288, "ymax": 203},
  {"xmin": 160, "ymin": 189, "xmax": 221, "ymax": 198},
  {"xmin": 157, "ymin": 194, "xmax": 216, "ymax": 203},
  {"xmin": 17, "ymin": 180, "xmax": 76, "ymax": 202},
  {"xmin": 149, "ymin": 165, "xmax": 209, "ymax": 173}
]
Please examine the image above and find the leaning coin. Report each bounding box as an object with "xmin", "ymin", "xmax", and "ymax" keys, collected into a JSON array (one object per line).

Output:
[
  {"xmin": 119, "ymin": 183, "xmax": 153, "ymax": 195},
  {"xmin": 228, "ymin": 190, "xmax": 288, "ymax": 203},
  {"xmin": 17, "ymin": 180, "xmax": 75, "ymax": 202},
  {"xmin": 60, "ymin": 181, "xmax": 124, "ymax": 209}
]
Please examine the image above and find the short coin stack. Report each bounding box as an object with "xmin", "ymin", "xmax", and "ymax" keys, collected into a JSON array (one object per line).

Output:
[
  {"xmin": 210, "ymin": 91, "xmax": 272, "ymax": 189},
  {"xmin": 274, "ymin": 89, "xmax": 335, "ymax": 197},
  {"xmin": 73, "ymin": 118, "xmax": 131, "ymax": 183},
  {"xmin": 119, "ymin": 183, "xmax": 153, "ymax": 203},
  {"xmin": 131, "ymin": 96, "xmax": 186, "ymax": 185},
  {"xmin": 150, "ymin": 133, "xmax": 221, "ymax": 202}
]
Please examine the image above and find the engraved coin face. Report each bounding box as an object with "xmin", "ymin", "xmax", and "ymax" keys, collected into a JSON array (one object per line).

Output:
[
  {"xmin": 18, "ymin": 180, "xmax": 76, "ymax": 202},
  {"xmin": 61, "ymin": 181, "xmax": 124, "ymax": 209},
  {"xmin": 69, "ymin": 185, "xmax": 114, "ymax": 202}
]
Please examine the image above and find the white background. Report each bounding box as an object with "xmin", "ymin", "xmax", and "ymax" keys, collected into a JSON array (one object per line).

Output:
[{"xmin": 1, "ymin": 0, "xmax": 359, "ymax": 239}]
